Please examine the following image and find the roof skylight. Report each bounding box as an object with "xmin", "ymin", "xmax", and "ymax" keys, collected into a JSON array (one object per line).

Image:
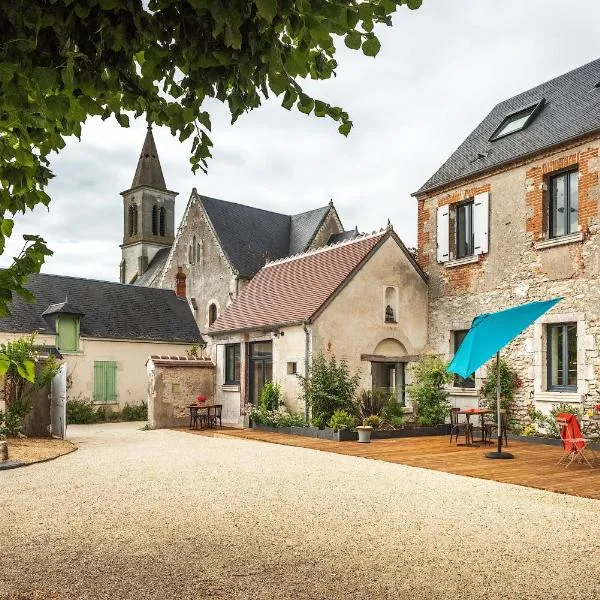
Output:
[{"xmin": 489, "ymin": 99, "xmax": 545, "ymax": 141}]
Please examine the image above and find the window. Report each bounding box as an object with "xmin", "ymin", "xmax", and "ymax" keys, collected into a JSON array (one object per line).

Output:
[
  {"xmin": 56, "ymin": 316, "xmax": 79, "ymax": 352},
  {"xmin": 192, "ymin": 235, "xmax": 197, "ymax": 263},
  {"xmin": 453, "ymin": 330, "xmax": 475, "ymax": 388},
  {"xmin": 159, "ymin": 207, "xmax": 166, "ymax": 236},
  {"xmin": 93, "ymin": 361, "xmax": 117, "ymax": 403},
  {"xmin": 372, "ymin": 362, "xmax": 405, "ymax": 405},
  {"xmin": 287, "ymin": 362, "xmax": 297, "ymax": 375},
  {"xmin": 455, "ymin": 200, "xmax": 474, "ymax": 259},
  {"xmin": 547, "ymin": 323, "xmax": 577, "ymax": 391},
  {"xmin": 224, "ymin": 344, "xmax": 241, "ymax": 385},
  {"xmin": 128, "ymin": 205, "xmax": 138, "ymax": 237},
  {"xmin": 152, "ymin": 205, "xmax": 159, "ymax": 235},
  {"xmin": 208, "ymin": 303, "xmax": 218, "ymax": 326},
  {"xmin": 188, "ymin": 245, "xmax": 193, "ymax": 264},
  {"xmin": 489, "ymin": 100, "xmax": 545, "ymax": 141},
  {"xmin": 549, "ymin": 169, "xmax": 579, "ymax": 238}
]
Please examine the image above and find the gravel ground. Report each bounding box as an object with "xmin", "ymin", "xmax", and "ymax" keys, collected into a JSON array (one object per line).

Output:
[
  {"xmin": 1, "ymin": 422, "xmax": 599, "ymax": 600},
  {"xmin": 6, "ymin": 437, "xmax": 75, "ymax": 464}
]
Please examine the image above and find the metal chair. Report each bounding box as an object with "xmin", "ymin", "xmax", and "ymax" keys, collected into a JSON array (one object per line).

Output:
[
  {"xmin": 207, "ymin": 405, "xmax": 222, "ymax": 429},
  {"xmin": 450, "ymin": 408, "xmax": 471, "ymax": 444},
  {"xmin": 556, "ymin": 414, "xmax": 598, "ymax": 468},
  {"xmin": 484, "ymin": 409, "xmax": 508, "ymax": 447}
]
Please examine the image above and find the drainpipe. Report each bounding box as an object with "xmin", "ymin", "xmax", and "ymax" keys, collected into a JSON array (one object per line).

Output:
[{"xmin": 303, "ymin": 322, "xmax": 311, "ymax": 422}]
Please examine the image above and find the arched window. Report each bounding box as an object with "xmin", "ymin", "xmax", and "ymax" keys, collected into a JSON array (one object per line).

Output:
[
  {"xmin": 128, "ymin": 205, "xmax": 137, "ymax": 237},
  {"xmin": 208, "ymin": 303, "xmax": 218, "ymax": 326},
  {"xmin": 384, "ymin": 287, "xmax": 398, "ymax": 323},
  {"xmin": 188, "ymin": 245, "xmax": 193, "ymax": 264},
  {"xmin": 192, "ymin": 235, "xmax": 197, "ymax": 263},
  {"xmin": 152, "ymin": 205, "xmax": 159, "ymax": 235},
  {"xmin": 197, "ymin": 240, "xmax": 202, "ymax": 264},
  {"xmin": 159, "ymin": 207, "xmax": 166, "ymax": 236}
]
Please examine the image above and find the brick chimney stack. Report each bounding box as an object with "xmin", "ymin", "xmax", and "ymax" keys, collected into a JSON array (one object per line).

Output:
[{"xmin": 175, "ymin": 267, "xmax": 186, "ymax": 298}]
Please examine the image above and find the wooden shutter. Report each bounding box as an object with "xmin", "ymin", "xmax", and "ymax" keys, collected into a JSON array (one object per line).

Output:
[
  {"xmin": 436, "ymin": 205, "xmax": 450, "ymax": 263},
  {"xmin": 93, "ymin": 361, "xmax": 117, "ymax": 403},
  {"xmin": 57, "ymin": 316, "xmax": 78, "ymax": 352},
  {"xmin": 473, "ymin": 192, "xmax": 490, "ymax": 255}
]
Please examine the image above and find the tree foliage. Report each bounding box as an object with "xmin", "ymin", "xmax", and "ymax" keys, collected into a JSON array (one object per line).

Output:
[
  {"xmin": 0, "ymin": 0, "xmax": 422, "ymax": 314},
  {"xmin": 408, "ymin": 354, "xmax": 452, "ymax": 426}
]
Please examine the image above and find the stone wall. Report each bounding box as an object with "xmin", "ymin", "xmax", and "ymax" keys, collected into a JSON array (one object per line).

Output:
[
  {"xmin": 309, "ymin": 207, "xmax": 344, "ymax": 250},
  {"xmin": 416, "ymin": 137, "xmax": 600, "ymax": 423},
  {"xmin": 146, "ymin": 355, "xmax": 215, "ymax": 428}
]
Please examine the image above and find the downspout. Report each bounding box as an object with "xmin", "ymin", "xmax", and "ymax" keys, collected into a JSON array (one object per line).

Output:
[{"xmin": 303, "ymin": 322, "xmax": 311, "ymax": 422}]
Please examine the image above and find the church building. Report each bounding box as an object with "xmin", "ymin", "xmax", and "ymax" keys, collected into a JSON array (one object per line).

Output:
[{"xmin": 121, "ymin": 127, "xmax": 358, "ymax": 340}]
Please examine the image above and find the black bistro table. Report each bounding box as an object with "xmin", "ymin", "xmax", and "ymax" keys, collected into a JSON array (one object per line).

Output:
[{"xmin": 189, "ymin": 403, "xmax": 223, "ymax": 430}]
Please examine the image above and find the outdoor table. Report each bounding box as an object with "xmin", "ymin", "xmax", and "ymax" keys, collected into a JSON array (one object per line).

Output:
[
  {"xmin": 456, "ymin": 408, "xmax": 493, "ymax": 446},
  {"xmin": 189, "ymin": 404, "xmax": 222, "ymax": 430}
]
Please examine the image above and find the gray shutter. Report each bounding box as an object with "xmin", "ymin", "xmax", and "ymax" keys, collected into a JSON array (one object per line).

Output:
[
  {"xmin": 473, "ymin": 192, "xmax": 490, "ymax": 255},
  {"xmin": 436, "ymin": 205, "xmax": 450, "ymax": 263}
]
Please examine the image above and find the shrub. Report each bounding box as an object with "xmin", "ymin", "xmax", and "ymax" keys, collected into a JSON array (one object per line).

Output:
[
  {"xmin": 327, "ymin": 409, "xmax": 356, "ymax": 431},
  {"xmin": 381, "ymin": 397, "xmax": 405, "ymax": 423},
  {"xmin": 275, "ymin": 412, "xmax": 306, "ymax": 427},
  {"xmin": 528, "ymin": 402, "xmax": 579, "ymax": 437},
  {"xmin": 363, "ymin": 415, "xmax": 382, "ymax": 429},
  {"xmin": 389, "ymin": 415, "xmax": 405, "ymax": 429},
  {"xmin": 259, "ymin": 381, "xmax": 282, "ymax": 412},
  {"xmin": 357, "ymin": 389, "xmax": 391, "ymax": 419},
  {"xmin": 66, "ymin": 396, "xmax": 100, "ymax": 424},
  {"xmin": 0, "ymin": 408, "xmax": 23, "ymax": 438},
  {"xmin": 408, "ymin": 355, "xmax": 452, "ymax": 426},
  {"xmin": 96, "ymin": 407, "xmax": 121, "ymax": 422},
  {"xmin": 248, "ymin": 406, "xmax": 276, "ymax": 427},
  {"xmin": 311, "ymin": 413, "xmax": 326, "ymax": 429},
  {"xmin": 121, "ymin": 402, "xmax": 148, "ymax": 421},
  {"xmin": 480, "ymin": 358, "xmax": 521, "ymax": 418},
  {"xmin": 297, "ymin": 353, "xmax": 360, "ymax": 424}
]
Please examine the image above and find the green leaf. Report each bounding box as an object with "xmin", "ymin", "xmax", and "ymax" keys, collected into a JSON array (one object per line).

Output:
[
  {"xmin": 297, "ymin": 93, "xmax": 314, "ymax": 115},
  {"xmin": 16, "ymin": 359, "xmax": 35, "ymax": 383},
  {"xmin": 314, "ymin": 100, "xmax": 327, "ymax": 118},
  {"xmin": 1, "ymin": 219, "xmax": 14, "ymax": 237},
  {"xmin": 115, "ymin": 113, "xmax": 130, "ymax": 127},
  {"xmin": 406, "ymin": 0, "xmax": 423, "ymax": 9},
  {"xmin": 0, "ymin": 354, "xmax": 9, "ymax": 378},
  {"xmin": 338, "ymin": 122, "xmax": 352, "ymax": 137},
  {"xmin": 362, "ymin": 36, "xmax": 381, "ymax": 57},
  {"xmin": 254, "ymin": 0, "xmax": 277, "ymax": 24},
  {"xmin": 344, "ymin": 31, "xmax": 362, "ymax": 50},
  {"xmin": 268, "ymin": 72, "xmax": 288, "ymax": 96},
  {"xmin": 281, "ymin": 88, "xmax": 297, "ymax": 110}
]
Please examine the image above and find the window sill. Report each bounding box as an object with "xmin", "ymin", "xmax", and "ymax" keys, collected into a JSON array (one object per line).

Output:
[
  {"xmin": 534, "ymin": 231, "xmax": 583, "ymax": 250},
  {"xmin": 222, "ymin": 384, "xmax": 240, "ymax": 392},
  {"xmin": 446, "ymin": 387, "xmax": 478, "ymax": 396},
  {"xmin": 92, "ymin": 401, "xmax": 119, "ymax": 406},
  {"xmin": 534, "ymin": 391, "xmax": 580, "ymax": 403},
  {"xmin": 444, "ymin": 255, "xmax": 480, "ymax": 269},
  {"xmin": 58, "ymin": 350, "xmax": 83, "ymax": 355}
]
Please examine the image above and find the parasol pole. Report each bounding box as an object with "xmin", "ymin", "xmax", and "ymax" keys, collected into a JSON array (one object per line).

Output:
[{"xmin": 485, "ymin": 351, "xmax": 514, "ymax": 459}]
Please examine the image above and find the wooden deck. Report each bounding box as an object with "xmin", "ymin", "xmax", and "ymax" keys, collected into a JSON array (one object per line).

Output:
[{"xmin": 185, "ymin": 428, "xmax": 600, "ymax": 500}]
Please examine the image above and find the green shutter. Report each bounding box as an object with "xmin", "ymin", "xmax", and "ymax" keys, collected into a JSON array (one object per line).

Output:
[
  {"xmin": 57, "ymin": 316, "xmax": 79, "ymax": 352},
  {"xmin": 93, "ymin": 361, "xmax": 117, "ymax": 403}
]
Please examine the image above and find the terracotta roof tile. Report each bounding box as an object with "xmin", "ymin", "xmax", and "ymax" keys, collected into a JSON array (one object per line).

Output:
[{"xmin": 209, "ymin": 231, "xmax": 387, "ymax": 334}]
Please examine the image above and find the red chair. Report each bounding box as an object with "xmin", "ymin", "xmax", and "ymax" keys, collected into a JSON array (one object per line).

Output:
[{"xmin": 556, "ymin": 413, "xmax": 598, "ymax": 468}]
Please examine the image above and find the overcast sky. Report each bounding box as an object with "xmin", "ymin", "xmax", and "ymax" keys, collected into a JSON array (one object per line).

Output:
[{"xmin": 3, "ymin": 0, "xmax": 600, "ymax": 282}]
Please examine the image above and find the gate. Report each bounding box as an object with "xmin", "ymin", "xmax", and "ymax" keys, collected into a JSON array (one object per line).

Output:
[{"xmin": 51, "ymin": 363, "xmax": 67, "ymax": 439}]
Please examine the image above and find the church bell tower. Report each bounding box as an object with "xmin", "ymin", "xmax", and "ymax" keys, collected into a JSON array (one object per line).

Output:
[{"xmin": 120, "ymin": 126, "xmax": 178, "ymax": 284}]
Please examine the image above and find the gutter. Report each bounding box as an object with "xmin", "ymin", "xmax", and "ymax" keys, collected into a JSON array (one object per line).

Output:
[{"xmin": 303, "ymin": 322, "xmax": 311, "ymax": 422}]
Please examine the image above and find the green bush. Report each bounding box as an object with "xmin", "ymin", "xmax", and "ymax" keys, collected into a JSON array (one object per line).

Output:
[
  {"xmin": 248, "ymin": 407, "xmax": 276, "ymax": 427},
  {"xmin": 481, "ymin": 358, "xmax": 521, "ymax": 418},
  {"xmin": 298, "ymin": 353, "xmax": 360, "ymax": 424},
  {"xmin": 121, "ymin": 402, "xmax": 148, "ymax": 421},
  {"xmin": 357, "ymin": 389, "xmax": 391, "ymax": 419},
  {"xmin": 528, "ymin": 402, "xmax": 579, "ymax": 437},
  {"xmin": 0, "ymin": 408, "xmax": 23, "ymax": 438},
  {"xmin": 275, "ymin": 412, "xmax": 306, "ymax": 427},
  {"xmin": 259, "ymin": 381, "xmax": 282, "ymax": 412},
  {"xmin": 381, "ymin": 397, "xmax": 405, "ymax": 423},
  {"xmin": 311, "ymin": 413, "xmax": 326, "ymax": 429},
  {"xmin": 363, "ymin": 414, "xmax": 382, "ymax": 429},
  {"xmin": 389, "ymin": 415, "xmax": 405, "ymax": 429},
  {"xmin": 96, "ymin": 407, "xmax": 121, "ymax": 422},
  {"xmin": 327, "ymin": 409, "xmax": 356, "ymax": 431},
  {"xmin": 408, "ymin": 355, "xmax": 452, "ymax": 426},
  {"xmin": 66, "ymin": 396, "xmax": 100, "ymax": 424}
]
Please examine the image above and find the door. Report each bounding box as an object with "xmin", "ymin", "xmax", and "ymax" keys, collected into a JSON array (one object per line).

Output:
[
  {"xmin": 372, "ymin": 362, "xmax": 405, "ymax": 405},
  {"xmin": 249, "ymin": 341, "xmax": 273, "ymax": 405},
  {"xmin": 50, "ymin": 363, "xmax": 67, "ymax": 439}
]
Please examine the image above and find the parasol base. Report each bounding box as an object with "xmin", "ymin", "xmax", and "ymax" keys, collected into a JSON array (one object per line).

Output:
[{"xmin": 485, "ymin": 451, "xmax": 514, "ymax": 460}]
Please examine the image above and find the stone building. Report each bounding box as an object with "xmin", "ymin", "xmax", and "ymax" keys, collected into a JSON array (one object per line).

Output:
[
  {"xmin": 208, "ymin": 228, "xmax": 428, "ymax": 426},
  {"xmin": 122, "ymin": 128, "xmax": 356, "ymax": 341},
  {"xmin": 414, "ymin": 58, "xmax": 600, "ymax": 423}
]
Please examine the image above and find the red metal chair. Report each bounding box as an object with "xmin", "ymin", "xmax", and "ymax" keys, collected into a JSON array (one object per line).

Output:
[{"xmin": 556, "ymin": 413, "xmax": 598, "ymax": 468}]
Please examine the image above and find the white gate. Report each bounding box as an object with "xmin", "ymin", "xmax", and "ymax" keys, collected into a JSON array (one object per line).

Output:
[{"xmin": 51, "ymin": 364, "xmax": 67, "ymax": 439}]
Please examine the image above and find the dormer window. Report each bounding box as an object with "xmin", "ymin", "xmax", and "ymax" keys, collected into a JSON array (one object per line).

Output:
[{"xmin": 489, "ymin": 100, "xmax": 545, "ymax": 141}]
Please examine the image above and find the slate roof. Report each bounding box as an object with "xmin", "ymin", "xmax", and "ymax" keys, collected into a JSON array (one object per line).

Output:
[
  {"xmin": 200, "ymin": 195, "xmax": 335, "ymax": 278},
  {"xmin": 416, "ymin": 58, "xmax": 600, "ymax": 195},
  {"xmin": 134, "ymin": 247, "xmax": 171, "ymax": 287},
  {"xmin": 131, "ymin": 126, "xmax": 167, "ymax": 190},
  {"xmin": 208, "ymin": 231, "xmax": 387, "ymax": 334},
  {"xmin": 0, "ymin": 273, "xmax": 202, "ymax": 344},
  {"xmin": 328, "ymin": 228, "xmax": 360, "ymax": 245}
]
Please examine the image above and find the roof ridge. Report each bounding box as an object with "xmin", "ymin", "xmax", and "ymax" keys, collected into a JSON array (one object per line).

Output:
[{"xmin": 264, "ymin": 228, "xmax": 387, "ymax": 268}]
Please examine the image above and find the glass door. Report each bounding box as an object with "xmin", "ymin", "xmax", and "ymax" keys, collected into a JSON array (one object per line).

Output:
[{"xmin": 249, "ymin": 341, "xmax": 273, "ymax": 405}]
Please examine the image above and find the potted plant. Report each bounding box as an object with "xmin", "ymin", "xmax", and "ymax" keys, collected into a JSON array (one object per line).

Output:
[{"xmin": 356, "ymin": 423, "xmax": 373, "ymax": 443}]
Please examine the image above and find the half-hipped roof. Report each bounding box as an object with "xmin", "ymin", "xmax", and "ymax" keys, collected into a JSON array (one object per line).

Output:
[{"xmin": 209, "ymin": 229, "xmax": 424, "ymax": 335}]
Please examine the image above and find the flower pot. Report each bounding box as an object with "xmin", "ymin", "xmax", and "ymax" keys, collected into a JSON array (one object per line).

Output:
[{"xmin": 357, "ymin": 425, "xmax": 373, "ymax": 443}]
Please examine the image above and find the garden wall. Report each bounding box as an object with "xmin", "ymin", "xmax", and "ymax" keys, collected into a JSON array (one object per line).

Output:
[{"xmin": 146, "ymin": 355, "xmax": 215, "ymax": 428}]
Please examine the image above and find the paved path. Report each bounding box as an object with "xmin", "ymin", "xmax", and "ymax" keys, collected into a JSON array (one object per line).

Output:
[{"xmin": 1, "ymin": 422, "xmax": 599, "ymax": 600}]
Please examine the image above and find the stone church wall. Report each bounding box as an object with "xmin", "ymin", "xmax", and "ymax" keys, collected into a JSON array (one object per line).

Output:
[
  {"xmin": 417, "ymin": 138, "xmax": 600, "ymax": 425},
  {"xmin": 309, "ymin": 208, "xmax": 344, "ymax": 250}
]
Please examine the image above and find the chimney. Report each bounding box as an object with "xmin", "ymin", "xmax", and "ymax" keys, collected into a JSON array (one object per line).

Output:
[{"xmin": 175, "ymin": 267, "xmax": 186, "ymax": 298}]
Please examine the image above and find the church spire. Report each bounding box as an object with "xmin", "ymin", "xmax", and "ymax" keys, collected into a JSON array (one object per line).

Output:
[{"xmin": 131, "ymin": 125, "xmax": 167, "ymax": 190}]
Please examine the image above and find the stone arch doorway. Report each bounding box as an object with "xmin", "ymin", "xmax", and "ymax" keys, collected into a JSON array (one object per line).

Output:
[{"xmin": 368, "ymin": 338, "xmax": 409, "ymax": 405}]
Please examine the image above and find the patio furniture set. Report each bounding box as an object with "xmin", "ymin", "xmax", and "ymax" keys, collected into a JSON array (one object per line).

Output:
[
  {"xmin": 188, "ymin": 396, "xmax": 223, "ymax": 430},
  {"xmin": 449, "ymin": 407, "xmax": 508, "ymax": 447}
]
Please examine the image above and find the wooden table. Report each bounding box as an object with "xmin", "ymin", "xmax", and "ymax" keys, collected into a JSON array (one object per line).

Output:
[
  {"xmin": 456, "ymin": 408, "xmax": 493, "ymax": 446},
  {"xmin": 189, "ymin": 404, "xmax": 222, "ymax": 430}
]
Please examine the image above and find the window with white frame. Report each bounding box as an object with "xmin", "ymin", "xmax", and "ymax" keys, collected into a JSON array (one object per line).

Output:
[
  {"xmin": 547, "ymin": 323, "xmax": 577, "ymax": 392},
  {"xmin": 437, "ymin": 192, "xmax": 489, "ymax": 263}
]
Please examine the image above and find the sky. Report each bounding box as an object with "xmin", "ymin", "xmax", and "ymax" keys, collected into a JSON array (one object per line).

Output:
[{"xmin": 3, "ymin": 0, "xmax": 600, "ymax": 282}]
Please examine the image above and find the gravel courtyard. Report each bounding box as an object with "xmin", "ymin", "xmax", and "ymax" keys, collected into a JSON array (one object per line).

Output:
[{"xmin": 1, "ymin": 422, "xmax": 599, "ymax": 600}]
